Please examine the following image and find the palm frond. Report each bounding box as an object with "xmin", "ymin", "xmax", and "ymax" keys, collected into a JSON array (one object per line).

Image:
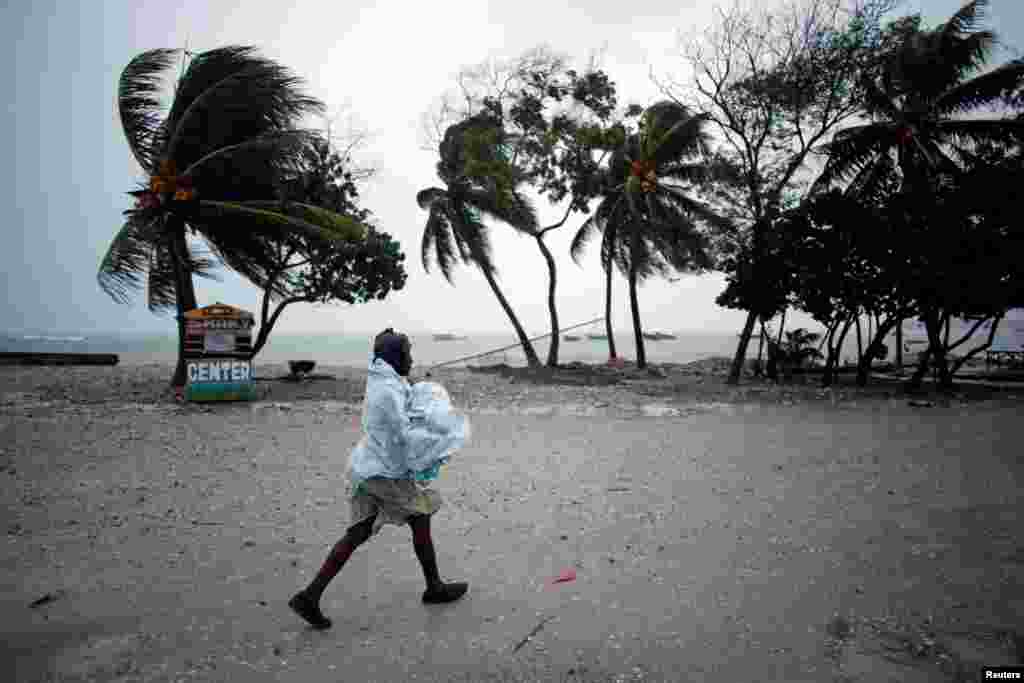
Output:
[
  {"xmin": 860, "ymin": 78, "xmax": 903, "ymax": 121},
  {"xmin": 938, "ymin": 117, "xmax": 1024, "ymax": 148},
  {"xmin": 417, "ymin": 187, "xmax": 447, "ymax": 210},
  {"xmin": 938, "ymin": 0, "xmax": 988, "ymax": 42},
  {"xmin": 844, "ymin": 153, "xmax": 899, "ymax": 206},
  {"xmin": 649, "ymin": 112, "xmax": 712, "ymax": 166},
  {"xmin": 424, "ymin": 209, "xmax": 460, "ymax": 284},
  {"xmin": 659, "ymin": 162, "xmax": 711, "ymax": 185},
  {"xmin": 420, "ymin": 210, "xmax": 439, "ymax": 274},
  {"xmin": 462, "ymin": 188, "xmax": 538, "ymax": 234},
  {"xmin": 938, "ymin": 29, "xmax": 996, "ymax": 91},
  {"xmin": 118, "ymin": 48, "xmax": 178, "ymax": 172},
  {"xmin": 97, "ymin": 214, "xmax": 163, "ymax": 304},
  {"xmin": 184, "ymin": 200, "xmax": 361, "ymax": 290},
  {"xmin": 658, "ymin": 186, "xmax": 733, "ymax": 233},
  {"xmin": 570, "ymin": 215, "xmax": 601, "ymax": 266},
  {"xmin": 181, "ymin": 129, "xmax": 318, "ymax": 178},
  {"xmin": 163, "ymin": 46, "xmax": 324, "ymax": 169},
  {"xmin": 933, "ymin": 59, "xmax": 1024, "ymax": 116},
  {"xmin": 814, "ymin": 124, "xmax": 896, "ymax": 190},
  {"xmin": 145, "ymin": 242, "xmax": 178, "ymax": 313},
  {"xmin": 190, "ymin": 200, "xmax": 362, "ymax": 243}
]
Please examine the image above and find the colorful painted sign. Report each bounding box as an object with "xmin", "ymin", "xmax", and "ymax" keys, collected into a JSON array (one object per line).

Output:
[
  {"xmin": 185, "ymin": 359, "xmax": 256, "ymax": 402},
  {"xmin": 182, "ymin": 303, "xmax": 257, "ymax": 402}
]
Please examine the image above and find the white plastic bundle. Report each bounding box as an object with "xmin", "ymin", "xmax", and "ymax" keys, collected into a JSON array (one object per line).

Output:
[
  {"xmin": 349, "ymin": 359, "xmax": 470, "ymax": 486},
  {"xmin": 406, "ymin": 381, "xmax": 471, "ymax": 478}
]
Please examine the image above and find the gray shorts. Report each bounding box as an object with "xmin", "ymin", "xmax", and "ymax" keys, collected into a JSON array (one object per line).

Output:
[{"xmin": 351, "ymin": 478, "xmax": 443, "ymax": 536}]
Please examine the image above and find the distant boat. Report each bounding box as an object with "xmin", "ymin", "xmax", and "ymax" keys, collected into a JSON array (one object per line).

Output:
[
  {"xmin": 563, "ymin": 335, "xmax": 581, "ymax": 342},
  {"xmin": 432, "ymin": 333, "xmax": 467, "ymax": 341},
  {"xmin": 587, "ymin": 334, "xmax": 608, "ymax": 340},
  {"xmin": 643, "ymin": 332, "xmax": 678, "ymax": 341}
]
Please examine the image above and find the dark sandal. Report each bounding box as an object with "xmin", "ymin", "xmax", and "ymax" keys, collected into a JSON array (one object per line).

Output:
[
  {"xmin": 422, "ymin": 581, "xmax": 469, "ymax": 604},
  {"xmin": 288, "ymin": 592, "xmax": 332, "ymax": 629}
]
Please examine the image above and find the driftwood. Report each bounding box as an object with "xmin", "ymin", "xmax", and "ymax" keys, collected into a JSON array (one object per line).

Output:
[{"xmin": 512, "ymin": 616, "xmax": 555, "ymax": 653}]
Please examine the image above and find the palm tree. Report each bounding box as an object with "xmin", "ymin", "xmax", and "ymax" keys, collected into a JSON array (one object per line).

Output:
[
  {"xmin": 417, "ymin": 114, "xmax": 543, "ymax": 367},
  {"xmin": 814, "ymin": 0, "xmax": 1024, "ymax": 387},
  {"xmin": 570, "ymin": 181, "xmax": 631, "ymax": 362},
  {"xmin": 815, "ymin": 0, "xmax": 1024, "ymax": 196},
  {"xmin": 102, "ymin": 47, "xmax": 365, "ymax": 387},
  {"xmin": 586, "ymin": 102, "xmax": 724, "ymax": 369}
]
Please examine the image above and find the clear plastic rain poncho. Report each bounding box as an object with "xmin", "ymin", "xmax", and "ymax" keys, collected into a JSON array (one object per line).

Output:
[{"xmin": 349, "ymin": 357, "xmax": 470, "ymax": 493}]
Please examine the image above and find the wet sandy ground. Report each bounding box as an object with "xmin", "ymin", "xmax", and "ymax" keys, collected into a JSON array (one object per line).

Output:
[{"xmin": 1, "ymin": 390, "xmax": 1022, "ymax": 681}]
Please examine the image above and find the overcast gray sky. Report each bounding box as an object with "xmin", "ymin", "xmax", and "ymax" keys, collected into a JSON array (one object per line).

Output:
[{"xmin": 2, "ymin": 0, "xmax": 1021, "ymax": 336}]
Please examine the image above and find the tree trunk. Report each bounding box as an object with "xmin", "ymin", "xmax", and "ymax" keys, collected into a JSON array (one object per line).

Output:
[
  {"xmin": 627, "ymin": 224, "xmax": 647, "ymax": 369},
  {"xmin": 895, "ymin": 320, "xmax": 903, "ymax": 371},
  {"xmin": 604, "ymin": 257, "xmax": 617, "ymax": 360},
  {"xmin": 169, "ymin": 218, "xmax": 198, "ymax": 388},
  {"xmin": 907, "ymin": 311, "xmax": 941, "ymax": 390},
  {"xmin": 534, "ymin": 235, "xmax": 560, "ymax": 368},
  {"xmin": 728, "ymin": 310, "xmax": 758, "ymax": 385},
  {"xmin": 949, "ymin": 314, "xmax": 1003, "ymax": 377},
  {"xmin": 250, "ymin": 295, "xmax": 307, "ymax": 358},
  {"xmin": 477, "ymin": 263, "xmax": 541, "ymax": 367},
  {"xmin": 754, "ymin": 321, "xmax": 767, "ymax": 377},
  {"xmin": 929, "ymin": 312, "xmax": 953, "ymax": 390},
  {"xmin": 628, "ymin": 261, "xmax": 646, "ymax": 370},
  {"xmin": 855, "ymin": 314, "xmax": 864, "ymax": 367},
  {"xmin": 856, "ymin": 317, "xmax": 896, "ymax": 387},
  {"xmin": 822, "ymin": 315, "xmax": 855, "ymax": 388}
]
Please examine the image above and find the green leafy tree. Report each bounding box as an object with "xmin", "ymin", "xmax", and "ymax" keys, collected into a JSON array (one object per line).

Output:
[
  {"xmin": 814, "ymin": 0, "xmax": 1024, "ymax": 195},
  {"xmin": 428, "ymin": 47, "xmax": 629, "ymax": 366},
  {"xmin": 250, "ymin": 138, "xmax": 408, "ymax": 357},
  {"xmin": 661, "ymin": 0, "xmax": 899, "ymax": 384},
  {"xmin": 615, "ymin": 103, "xmax": 724, "ymax": 369},
  {"xmin": 767, "ymin": 328, "xmax": 825, "ymax": 381},
  {"xmin": 101, "ymin": 46, "xmax": 365, "ymax": 386},
  {"xmin": 417, "ymin": 113, "xmax": 543, "ymax": 366},
  {"xmin": 815, "ymin": 0, "xmax": 1024, "ymax": 387}
]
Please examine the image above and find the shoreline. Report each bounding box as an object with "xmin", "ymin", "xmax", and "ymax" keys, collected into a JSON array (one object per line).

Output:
[{"xmin": 2, "ymin": 357, "xmax": 1021, "ymax": 416}]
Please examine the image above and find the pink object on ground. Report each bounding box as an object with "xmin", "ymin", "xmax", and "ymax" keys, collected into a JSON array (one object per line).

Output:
[
  {"xmin": 606, "ymin": 357, "xmax": 626, "ymax": 369},
  {"xmin": 550, "ymin": 568, "xmax": 577, "ymax": 585}
]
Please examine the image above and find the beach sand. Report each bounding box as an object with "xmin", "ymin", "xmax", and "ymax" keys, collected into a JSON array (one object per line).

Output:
[{"xmin": 2, "ymin": 359, "xmax": 1022, "ymax": 682}]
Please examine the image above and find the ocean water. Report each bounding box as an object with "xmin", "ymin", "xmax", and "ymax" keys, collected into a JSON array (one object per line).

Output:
[
  {"xmin": 0, "ymin": 330, "xmax": 739, "ymax": 368},
  {"xmin": 5, "ymin": 316, "xmax": 1018, "ymax": 369}
]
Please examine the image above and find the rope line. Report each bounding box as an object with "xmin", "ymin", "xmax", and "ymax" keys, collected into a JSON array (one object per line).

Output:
[{"xmin": 428, "ymin": 316, "xmax": 606, "ymax": 370}]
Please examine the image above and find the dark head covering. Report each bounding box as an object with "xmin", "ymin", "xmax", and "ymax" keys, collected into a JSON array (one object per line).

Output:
[{"xmin": 373, "ymin": 327, "xmax": 411, "ymax": 376}]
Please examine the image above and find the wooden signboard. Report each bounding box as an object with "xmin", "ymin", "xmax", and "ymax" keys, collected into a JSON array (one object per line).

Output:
[{"xmin": 183, "ymin": 303, "xmax": 257, "ymax": 402}]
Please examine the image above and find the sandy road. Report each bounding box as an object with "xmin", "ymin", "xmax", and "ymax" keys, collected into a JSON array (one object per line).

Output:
[{"xmin": 1, "ymin": 397, "xmax": 1022, "ymax": 682}]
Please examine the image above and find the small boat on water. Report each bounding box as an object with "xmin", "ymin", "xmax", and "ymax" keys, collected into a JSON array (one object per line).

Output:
[
  {"xmin": 563, "ymin": 335, "xmax": 581, "ymax": 342},
  {"xmin": 432, "ymin": 333, "xmax": 467, "ymax": 341},
  {"xmin": 643, "ymin": 331, "xmax": 678, "ymax": 341},
  {"xmin": 587, "ymin": 334, "xmax": 608, "ymax": 340}
]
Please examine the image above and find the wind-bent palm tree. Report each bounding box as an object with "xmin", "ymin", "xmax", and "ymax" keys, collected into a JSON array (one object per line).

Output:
[
  {"xmin": 573, "ymin": 102, "xmax": 723, "ymax": 368},
  {"xmin": 813, "ymin": 0, "xmax": 1024, "ymax": 387},
  {"xmin": 102, "ymin": 47, "xmax": 366, "ymax": 387},
  {"xmin": 815, "ymin": 0, "xmax": 1024, "ymax": 196},
  {"xmin": 417, "ymin": 114, "xmax": 543, "ymax": 367}
]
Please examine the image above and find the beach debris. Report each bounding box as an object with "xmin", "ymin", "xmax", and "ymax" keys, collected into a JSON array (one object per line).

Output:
[
  {"xmin": 908, "ymin": 400, "xmax": 934, "ymax": 408},
  {"xmin": 550, "ymin": 568, "xmax": 577, "ymax": 586},
  {"xmin": 607, "ymin": 486, "xmax": 631, "ymax": 493},
  {"xmin": 29, "ymin": 590, "xmax": 64, "ymax": 608},
  {"xmin": 827, "ymin": 616, "xmax": 853, "ymax": 640},
  {"xmin": 512, "ymin": 615, "xmax": 555, "ymax": 653}
]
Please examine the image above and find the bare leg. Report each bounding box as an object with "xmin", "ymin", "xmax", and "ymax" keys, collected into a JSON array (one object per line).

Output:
[
  {"xmin": 289, "ymin": 515, "xmax": 376, "ymax": 628},
  {"xmin": 409, "ymin": 513, "xmax": 468, "ymax": 604}
]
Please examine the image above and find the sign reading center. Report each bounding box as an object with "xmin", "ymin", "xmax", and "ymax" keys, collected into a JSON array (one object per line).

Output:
[
  {"xmin": 187, "ymin": 359, "xmax": 252, "ymax": 383},
  {"xmin": 182, "ymin": 302, "xmax": 257, "ymax": 402}
]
